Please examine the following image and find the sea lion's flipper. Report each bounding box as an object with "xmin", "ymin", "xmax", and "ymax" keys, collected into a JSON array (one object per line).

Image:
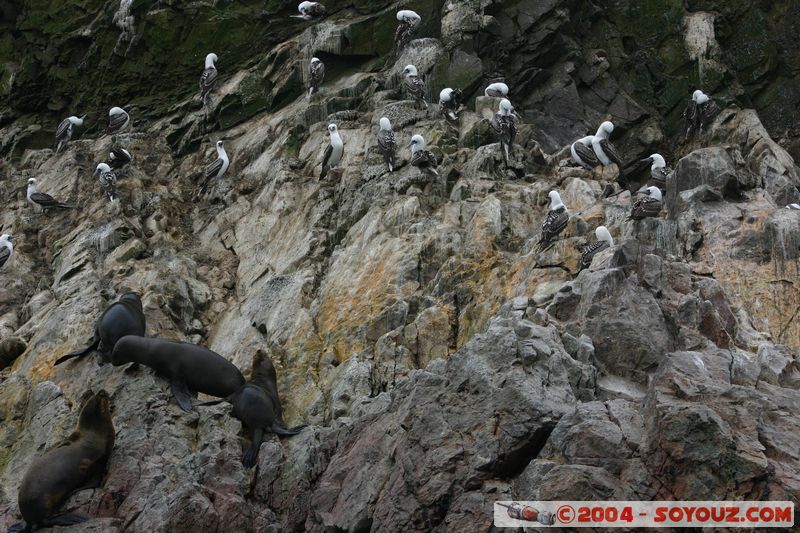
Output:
[
  {"xmin": 171, "ymin": 380, "xmax": 194, "ymax": 412},
  {"xmin": 54, "ymin": 334, "xmax": 100, "ymax": 365},
  {"xmin": 271, "ymin": 422, "xmax": 307, "ymax": 436},
  {"xmin": 43, "ymin": 512, "xmax": 89, "ymax": 527},
  {"xmin": 242, "ymin": 428, "xmax": 264, "ymax": 468},
  {"xmin": 7, "ymin": 521, "xmax": 28, "ymax": 533}
]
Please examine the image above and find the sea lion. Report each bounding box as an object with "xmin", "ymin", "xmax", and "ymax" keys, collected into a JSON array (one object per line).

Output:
[
  {"xmin": 110, "ymin": 335, "xmax": 245, "ymax": 412},
  {"xmin": 9, "ymin": 391, "xmax": 115, "ymax": 533},
  {"xmin": 55, "ymin": 292, "xmax": 146, "ymax": 365},
  {"xmin": 230, "ymin": 349, "xmax": 306, "ymax": 468}
]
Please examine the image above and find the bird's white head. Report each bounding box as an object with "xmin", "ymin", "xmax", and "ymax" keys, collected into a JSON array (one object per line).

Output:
[
  {"xmin": 311, "ymin": 57, "xmax": 321, "ymax": 65},
  {"xmin": 327, "ymin": 124, "xmax": 338, "ymax": 134},
  {"xmin": 649, "ymin": 154, "xmax": 666, "ymax": 168},
  {"xmin": 499, "ymin": 98, "xmax": 513, "ymax": 115},
  {"xmin": 548, "ymin": 190, "xmax": 564, "ymax": 209},
  {"xmin": 410, "ymin": 134, "xmax": 425, "ymax": 152},
  {"xmin": 68, "ymin": 115, "xmax": 84, "ymax": 126},
  {"xmin": 403, "ymin": 64, "xmax": 418, "ymax": 77},
  {"xmin": 27, "ymin": 178, "xmax": 37, "ymax": 187},
  {"xmin": 397, "ymin": 10, "xmax": 420, "ymax": 22},
  {"xmin": 298, "ymin": 1, "xmax": 314, "ymax": 13},
  {"xmin": 691, "ymin": 89, "xmax": 710, "ymax": 103},
  {"xmin": 95, "ymin": 163, "xmax": 111, "ymax": 175},
  {"xmin": 439, "ymin": 88, "xmax": 453, "ymax": 102},
  {"xmin": 379, "ymin": 117, "xmax": 392, "ymax": 131},
  {"xmin": 646, "ymin": 186, "xmax": 663, "ymax": 201},
  {"xmin": 205, "ymin": 53, "xmax": 218, "ymax": 68},
  {"xmin": 216, "ymin": 140, "xmax": 225, "ymax": 148},
  {"xmin": 109, "ymin": 106, "xmax": 125, "ymax": 117},
  {"xmin": 0, "ymin": 234, "xmax": 12, "ymax": 243},
  {"xmin": 596, "ymin": 120, "xmax": 614, "ymax": 138},
  {"xmin": 595, "ymin": 226, "xmax": 613, "ymax": 245},
  {"xmin": 485, "ymin": 82, "xmax": 509, "ymax": 97}
]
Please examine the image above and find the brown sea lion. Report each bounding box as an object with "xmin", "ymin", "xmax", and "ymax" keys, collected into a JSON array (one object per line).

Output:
[{"xmin": 9, "ymin": 390, "xmax": 115, "ymax": 532}]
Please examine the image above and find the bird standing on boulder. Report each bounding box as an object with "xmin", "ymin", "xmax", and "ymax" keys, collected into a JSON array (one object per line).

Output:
[
  {"xmin": 308, "ymin": 57, "xmax": 325, "ymax": 98},
  {"xmin": 55, "ymin": 115, "xmax": 85, "ymax": 154},
  {"xmin": 0, "ymin": 234, "xmax": 13, "ymax": 270},
  {"xmin": 402, "ymin": 65, "xmax": 427, "ymax": 109},
  {"xmin": 206, "ymin": 140, "xmax": 230, "ymax": 182},
  {"xmin": 439, "ymin": 88, "xmax": 464, "ymax": 123},
  {"xmin": 570, "ymin": 136, "xmax": 600, "ymax": 170},
  {"xmin": 682, "ymin": 89, "xmax": 720, "ymax": 138},
  {"xmin": 579, "ymin": 226, "xmax": 613, "ymax": 272},
  {"xmin": 94, "ymin": 163, "xmax": 118, "ymax": 202},
  {"xmin": 108, "ymin": 147, "xmax": 132, "ymax": 170},
  {"xmin": 320, "ymin": 124, "xmax": 343, "ymax": 179},
  {"xmin": 627, "ymin": 186, "xmax": 663, "ymax": 220},
  {"xmin": 591, "ymin": 121, "xmax": 623, "ymax": 167},
  {"xmin": 537, "ymin": 191, "xmax": 569, "ymax": 251},
  {"xmin": 395, "ymin": 10, "xmax": 421, "ymax": 51},
  {"xmin": 641, "ymin": 153, "xmax": 671, "ymax": 191},
  {"xmin": 293, "ymin": 1, "xmax": 326, "ymax": 20},
  {"xmin": 410, "ymin": 134, "xmax": 438, "ymax": 177},
  {"xmin": 491, "ymin": 98, "xmax": 517, "ymax": 165},
  {"xmin": 377, "ymin": 117, "xmax": 397, "ymax": 173},
  {"xmin": 107, "ymin": 107, "xmax": 130, "ymax": 135},
  {"xmin": 26, "ymin": 178, "xmax": 71, "ymax": 212},
  {"xmin": 200, "ymin": 53, "xmax": 218, "ymax": 106}
]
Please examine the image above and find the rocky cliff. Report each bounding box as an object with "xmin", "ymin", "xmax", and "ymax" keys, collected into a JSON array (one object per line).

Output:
[{"xmin": 1, "ymin": 0, "xmax": 799, "ymax": 531}]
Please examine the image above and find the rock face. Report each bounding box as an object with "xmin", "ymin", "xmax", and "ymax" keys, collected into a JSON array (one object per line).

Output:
[{"xmin": 1, "ymin": 1, "xmax": 800, "ymax": 532}]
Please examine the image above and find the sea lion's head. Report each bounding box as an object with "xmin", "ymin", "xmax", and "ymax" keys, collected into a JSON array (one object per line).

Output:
[{"xmin": 119, "ymin": 292, "xmax": 143, "ymax": 311}]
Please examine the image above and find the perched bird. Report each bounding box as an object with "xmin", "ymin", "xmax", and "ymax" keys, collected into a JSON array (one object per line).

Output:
[
  {"xmin": 409, "ymin": 134, "xmax": 438, "ymax": 177},
  {"xmin": 293, "ymin": 1, "xmax": 326, "ymax": 20},
  {"xmin": 107, "ymin": 107, "xmax": 130, "ymax": 135},
  {"xmin": 402, "ymin": 64, "xmax": 427, "ymax": 108},
  {"xmin": 682, "ymin": 89, "xmax": 720, "ymax": 138},
  {"xmin": 0, "ymin": 234, "xmax": 13, "ymax": 270},
  {"xmin": 570, "ymin": 136, "xmax": 600, "ymax": 170},
  {"xmin": 579, "ymin": 226, "xmax": 613, "ymax": 272},
  {"xmin": 206, "ymin": 140, "xmax": 230, "ymax": 181},
  {"xmin": 641, "ymin": 153, "xmax": 671, "ymax": 191},
  {"xmin": 54, "ymin": 115, "xmax": 85, "ymax": 154},
  {"xmin": 491, "ymin": 98, "xmax": 517, "ymax": 165},
  {"xmin": 199, "ymin": 52, "xmax": 219, "ymax": 105},
  {"xmin": 591, "ymin": 121, "xmax": 623, "ymax": 167},
  {"xmin": 107, "ymin": 147, "xmax": 132, "ymax": 170},
  {"xmin": 377, "ymin": 117, "xmax": 397, "ymax": 172},
  {"xmin": 395, "ymin": 10, "xmax": 421, "ymax": 50},
  {"xmin": 484, "ymin": 82, "xmax": 509, "ymax": 98},
  {"xmin": 94, "ymin": 163, "xmax": 118, "ymax": 202},
  {"xmin": 627, "ymin": 186, "xmax": 663, "ymax": 220},
  {"xmin": 308, "ymin": 57, "xmax": 325, "ymax": 98},
  {"xmin": 26, "ymin": 178, "xmax": 71, "ymax": 212},
  {"xmin": 787, "ymin": 204, "xmax": 800, "ymax": 210},
  {"xmin": 320, "ymin": 123, "xmax": 344, "ymax": 179},
  {"xmin": 439, "ymin": 88, "xmax": 464, "ymax": 122},
  {"xmin": 537, "ymin": 191, "xmax": 569, "ymax": 251}
]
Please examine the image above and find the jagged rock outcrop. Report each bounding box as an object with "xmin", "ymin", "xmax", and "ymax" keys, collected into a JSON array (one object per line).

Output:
[{"xmin": 1, "ymin": 1, "xmax": 800, "ymax": 531}]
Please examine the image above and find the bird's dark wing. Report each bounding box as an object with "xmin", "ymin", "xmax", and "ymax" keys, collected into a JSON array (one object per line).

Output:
[
  {"xmin": 99, "ymin": 172, "xmax": 118, "ymax": 201},
  {"xmin": 56, "ymin": 119, "xmax": 71, "ymax": 141},
  {"xmin": 598, "ymin": 138, "xmax": 623, "ymax": 166},
  {"xmin": 110, "ymin": 147, "xmax": 132, "ymax": 165},
  {"xmin": 490, "ymin": 113, "xmax": 503, "ymax": 134},
  {"xmin": 0, "ymin": 247, "xmax": 10, "ymax": 268},
  {"xmin": 404, "ymin": 76, "xmax": 426, "ymax": 99},
  {"xmin": 107, "ymin": 112, "xmax": 128, "ymax": 133},
  {"xmin": 377, "ymin": 129, "xmax": 396, "ymax": 153},
  {"xmin": 630, "ymin": 196, "xmax": 662, "ymax": 220},
  {"xmin": 699, "ymin": 100, "xmax": 720, "ymax": 128},
  {"xmin": 580, "ymin": 239, "xmax": 609, "ymax": 270},
  {"xmin": 681, "ymin": 101, "xmax": 699, "ymax": 136},
  {"xmin": 206, "ymin": 157, "xmax": 224, "ymax": 179},
  {"xmin": 395, "ymin": 21, "xmax": 414, "ymax": 47},
  {"xmin": 574, "ymin": 141, "xmax": 600, "ymax": 167},
  {"xmin": 31, "ymin": 192, "xmax": 60, "ymax": 206},
  {"xmin": 200, "ymin": 67, "xmax": 218, "ymax": 93},
  {"xmin": 411, "ymin": 150, "xmax": 436, "ymax": 168},
  {"xmin": 308, "ymin": 3, "xmax": 326, "ymax": 17},
  {"xmin": 310, "ymin": 62, "xmax": 325, "ymax": 85},
  {"xmin": 542, "ymin": 207, "xmax": 569, "ymax": 236},
  {"xmin": 321, "ymin": 142, "xmax": 333, "ymax": 171}
]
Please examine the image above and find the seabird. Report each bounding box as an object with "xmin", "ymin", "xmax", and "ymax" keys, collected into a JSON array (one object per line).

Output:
[
  {"xmin": 627, "ymin": 186, "xmax": 663, "ymax": 220},
  {"xmin": 200, "ymin": 53, "xmax": 218, "ymax": 105},
  {"xmin": 402, "ymin": 64, "xmax": 427, "ymax": 108},
  {"xmin": 640, "ymin": 153, "xmax": 671, "ymax": 190},
  {"xmin": 409, "ymin": 134, "xmax": 438, "ymax": 177},
  {"xmin": 570, "ymin": 136, "xmax": 600, "ymax": 170},
  {"xmin": 107, "ymin": 107, "xmax": 130, "ymax": 135},
  {"xmin": 579, "ymin": 226, "xmax": 613, "ymax": 272},
  {"xmin": 320, "ymin": 123, "xmax": 344, "ymax": 179},
  {"xmin": 592, "ymin": 121, "xmax": 623, "ymax": 167},
  {"xmin": 0, "ymin": 234, "xmax": 13, "ymax": 270},
  {"xmin": 785, "ymin": 204, "xmax": 800, "ymax": 210},
  {"xmin": 94, "ymin": 163, "xmax": 118, "ymax": 202},
  {"xmin": 439, "ymin": 88, "xmax": 464, "ymax": 122},
  {"xmin": 108, "ymin": 147, "xmax": 132, "ymax": 169},
  {"xmin": 377, "ymin": 117, "xmax": 397, "ymax": 172},
  {"xmin": 537, "ymin": 191, "xmax": 569, "ymax": 251},
  {"xmin": 484, "ymin": 82, "xmax": 509, "ymax": 98},
  {"xmin": 308, "ymin": 57, "xmax": 325, "ymax": 98},
  {"xmin": 55, "ymin": 115, "xmax": 85, "ymax": 154},
  {"xmin": 491, "ymin": 98, "xmax": 517, "ymax": 165},
  {"xmin": 26, "ymin": 178, "xmax": 71, "ymax": 212},
  {"xmin": 293, "ymin": 1, "xmax": 326, "ymax": 20},
  {"xmin": 206, "ymin": 140, "xmax": 230, "ymax": 181},
  {"xmin": 682, "ymin": 89, "xmax": 720, "ymax": 138},
  {"xmin": 395, "ymin": 10, "xmax": 421, "ymax": 50}
]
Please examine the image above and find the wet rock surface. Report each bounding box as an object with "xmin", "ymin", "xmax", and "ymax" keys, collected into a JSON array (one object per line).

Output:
[{"xmin": 1, "ymin": 0, "xmax": 800, "ymax": 531}]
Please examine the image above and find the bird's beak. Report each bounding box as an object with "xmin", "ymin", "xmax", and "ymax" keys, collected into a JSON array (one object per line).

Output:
[
  {"xmin": 512, "ymin": 111, "xmax": 521, "ymax": 119},
  {"xmin": 640, "ymin": 157, "xmax": 653, "ymax": 163},
  {"xmin": 6, "ymin": 236, "xmax": 13, "ymax": 241}
]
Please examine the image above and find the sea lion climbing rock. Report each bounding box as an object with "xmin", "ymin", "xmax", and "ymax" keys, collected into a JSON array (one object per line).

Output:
[
  {"xmin": 230, "ymin": 349, "xmax": 307, "ymax": 468},
  {"xmin": 55, "ymin": 293, "xmax": 146, "ymax": 365},
  {"xmin": 110, "ymin": 335, "xmax": 245, "ymax": 411},
  {"xmin": 9, "ymin": 390, "xmax": 115, "ymax": 533}
]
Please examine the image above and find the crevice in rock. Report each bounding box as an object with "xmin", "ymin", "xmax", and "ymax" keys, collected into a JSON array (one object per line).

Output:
[{"xmin": 493, "ymin": 421, "xmax": 556, "ymax": 479}]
